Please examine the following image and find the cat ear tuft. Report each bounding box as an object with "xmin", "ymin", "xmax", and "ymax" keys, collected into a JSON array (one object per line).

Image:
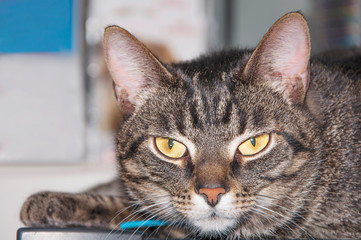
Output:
[
  {"xmin": 244, "ymin": 12, "xmax": 311, "ymax": 105},
  {"xmin": 103, "ymin": 26, "xmax": 172, "ymax": 114}
]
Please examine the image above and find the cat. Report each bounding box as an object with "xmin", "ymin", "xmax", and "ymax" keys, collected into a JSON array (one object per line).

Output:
[{"xmin": 20, "ymin": 12, "xmax": 361, "ymax": 239}]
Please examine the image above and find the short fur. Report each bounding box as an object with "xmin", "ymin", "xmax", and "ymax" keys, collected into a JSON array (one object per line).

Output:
[{"xmin": 20, "ymin": 12, "xmax": 360, "ymax": 239}]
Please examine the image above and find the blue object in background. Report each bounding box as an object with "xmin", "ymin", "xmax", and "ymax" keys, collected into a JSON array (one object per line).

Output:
[{"xmin": 0, "ymin": 0, "xmax": 73, "ymax": 53}]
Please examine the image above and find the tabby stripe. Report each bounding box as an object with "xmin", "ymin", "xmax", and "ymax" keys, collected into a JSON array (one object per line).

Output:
[
  {"xmin": 159, "ymin": 114, "xmax": 170, "ymax": 131},
  {"xmin": 189, "ymin": 102, "xmax": 201, "ymax": 128},
  {"xmin": 201, "ymin": 93, "xmax": 210, "ymax": 121},
  {"xmin": 124, "ymin": 136, "xmax": 146, "ymax": 158},
  {"xmin": 184, "ymin": 160, "xmax": 195, "ymax": 178},
  {"xmin": 276, "ymin": 131, "xmax": 310, "ymax": 153},
  {"xmin": 230, "ymin": 158, "xmax": 241, "ymax": 177},
  {"xmin": 125, "ymin": 174, "xmax": 149, "ymax": 184},
  {"xmin": 222, "ymin": 100, "xmax": 233, "ymax": 124},
  {"xmin": 213, "ymin": 94, "xmax": 221, "ymax": 123},
  {"xmin": 97, "ymin": 195, "xmax": 105, "ymax": 202},
  {"xmin": 175, "ymin": 112, "xmax": 185, "ymax": 135},
  {"xmin": 88, "ymin": 194, "xmax": 99, "ymax": 203},
  {"xmin": 109, "ymin": 195, "xmax": 115, "ymax": 205},
  {"xmin": 26, "ymin": 202, "xmax": 33, "ymax": 222},
  {"xmin": 185, "ymin": 84, "xmax": 195, "ymax": 100},
  {"xmin": 252, "ymin": 109, "xmax": 264, "ymax": 126},
  {"xmin": 213, "ymin": 94, "xmax": 220, "ymax": 111},
  {"xmin": 237, "ymin": 109, "xmax": 247, "ymax": 134}
]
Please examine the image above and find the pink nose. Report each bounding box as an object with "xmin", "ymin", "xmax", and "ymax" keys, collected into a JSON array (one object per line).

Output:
[{"xmin": 199, "ymin": 187, "xmax": 226, "ymax": 207}]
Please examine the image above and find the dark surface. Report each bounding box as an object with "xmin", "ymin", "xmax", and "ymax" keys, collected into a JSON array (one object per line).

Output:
[
  {"xmin": 17, "ymin": 227, "xmax": 143, "ymax": 240},
  {"xmin": 16, "ymin": 227, "xmax": 351, "ymax": 240}
]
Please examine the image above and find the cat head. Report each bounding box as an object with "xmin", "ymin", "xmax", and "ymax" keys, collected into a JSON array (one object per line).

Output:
[{"xmin": 104, "ymin": 12, "xmax": 320, "ymax": 237}]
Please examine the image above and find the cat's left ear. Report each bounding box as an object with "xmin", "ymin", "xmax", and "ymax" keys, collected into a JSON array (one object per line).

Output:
[
  {"xmin": 243, "ymin": 12, "xmax": 311, "ymax": 105},
  {"xmin": 103, "ymin": 26, "xmax": 173, "ymax": 116}
]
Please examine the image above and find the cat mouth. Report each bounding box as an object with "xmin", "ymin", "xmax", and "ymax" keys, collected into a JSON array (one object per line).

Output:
[
  {"xmin": 193, "ymin": 212, "xmax": 234, "ymax": 221},
  {"xmin": 210, "ymin": 212, "xmax": 217, "ymax": 218}
]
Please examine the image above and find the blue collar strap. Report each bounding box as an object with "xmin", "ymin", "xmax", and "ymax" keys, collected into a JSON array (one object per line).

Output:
[{"xmin": 120, "ymin": 220, "xmax": 169, "ymax": 230}]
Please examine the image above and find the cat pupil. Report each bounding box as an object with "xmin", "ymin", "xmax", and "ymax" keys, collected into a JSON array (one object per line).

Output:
[
  {"xmin": 250, "ymin": 137, "xmax": 256, "ymax": 147},
  {"xmin": 168, "ymin": 138, "xmax": 174, "ymax": 149}
]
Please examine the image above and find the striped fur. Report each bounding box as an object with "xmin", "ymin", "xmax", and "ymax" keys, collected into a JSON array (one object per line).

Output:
[{"xmin": 20, "ymin": 12, "xmax": 360, "ymax": 239}]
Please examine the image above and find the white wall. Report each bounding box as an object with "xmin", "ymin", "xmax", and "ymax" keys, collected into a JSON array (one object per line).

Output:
[
  {"xmin": 0, "ymin": 54, "xmax": 85, "ymax": 163},
  {"xmin": 233, "ymin": 0, "xmax": 311, "ymax": 48},
  {"xmin": 87, "ymin": 0, "xmax": 207, "ymax": 61}
]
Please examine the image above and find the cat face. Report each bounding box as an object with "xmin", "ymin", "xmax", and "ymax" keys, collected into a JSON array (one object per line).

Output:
[{"xmin": 104, "ymin": 12, "xmax": 321, "ymax": 237}]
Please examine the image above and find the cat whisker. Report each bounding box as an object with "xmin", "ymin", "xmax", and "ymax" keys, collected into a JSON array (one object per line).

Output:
[
  {"xmin": 109, "ymin": 202, "xmax": 139, "ymax": 225},
  {"xmin": 249, "ymin": 208, "xmax": 283, "ymax": 236},
  {"xmin": 254, "ymin": 193, "xmax": 276, "ymax": 200},
  {"xmin": 162, "ymin": 215, "xmax": 190, "ymax": 240},
  {"xmin": 254, "ymin": 204, "xmax": 314, "ymax": 240},
  {"xmin": 126, "ymin": 195, "xmax": 171, "ymax": 206},
  {"xmin": 255, "ymin": 198, "xmax": 308, "ymax": 223},
  {"xmin": 141, "ymin": 208, "xmax": 179, "ymax": 240},
  {"xmin": 118, "ymin": 200, "xmax": 170, "ymax": 225},
  {"xmin": 109, "ymin": 200, "xmax": 171, "ymax": 238},
  {"xmin": 255, "ymin": 192, "xmax": 320, "ymax": 203},
  {"xmin": 111, "ymin": 207, "xmax": 168, "ymax": 238},
  {"xmin": 118, "ymin": 199, "xmax": 173, "ymax": 236},
  {"xmin": 104, "ymin": 200, "xmax": 157, "ymax": 240},
  {"xmin": 104, "ymin": 203, "xmax": 140, "ymax": 240},
  {"xmin": 128, "ymin": 206, "xmax": 173, "ymax": 240}
]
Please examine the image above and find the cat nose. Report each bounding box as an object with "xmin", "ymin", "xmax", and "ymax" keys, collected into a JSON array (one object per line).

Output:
[{"xmin": 198, "ymin": 187, "xmax": 227, "ymax": 207}]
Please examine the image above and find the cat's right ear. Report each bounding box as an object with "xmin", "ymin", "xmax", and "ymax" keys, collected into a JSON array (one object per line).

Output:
[
  {"xmin": 243, "ymin": 12, "xmax": 311, "ymax": 105},
  {"xmin": 103, "ymin": 26, "xmax": 173, "ymax": 116}
]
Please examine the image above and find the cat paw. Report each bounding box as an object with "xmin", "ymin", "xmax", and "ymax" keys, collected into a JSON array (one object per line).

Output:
[{"xmin": 20, "ymin": 191, "xmax": 77, "ymax": 227}]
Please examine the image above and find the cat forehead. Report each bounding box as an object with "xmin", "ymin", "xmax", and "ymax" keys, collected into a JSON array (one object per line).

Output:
[
  {"xmin": 131, "ymin": 50, "xmax": 288, "ymax": 138},
  {"xmin": 171, "ymin": 49, "xmax": 252, "ymax": 85},
  {"xmin": 144, "ymin": 86, "xmax": 278, "ymax": 141}
]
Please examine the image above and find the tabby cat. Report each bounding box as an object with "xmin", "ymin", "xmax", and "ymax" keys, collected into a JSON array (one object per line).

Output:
[{"xmin": 20, "ymin": 12, "xmax": 361, "ymax": 239}]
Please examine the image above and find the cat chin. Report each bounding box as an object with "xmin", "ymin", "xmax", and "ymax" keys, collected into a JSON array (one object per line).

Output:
[{"xmin": 191, "ymin": 215, "xmax": 236, "ymax": 234}]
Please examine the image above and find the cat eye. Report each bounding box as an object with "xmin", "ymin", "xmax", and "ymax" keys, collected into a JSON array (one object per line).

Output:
[
  {"xmin": 155, "ymin": 137, "xmax": 187, "ymax": 159},
  {"xmin": 238, "ymin": 133, "xmax": 270, "ymax": 156}
]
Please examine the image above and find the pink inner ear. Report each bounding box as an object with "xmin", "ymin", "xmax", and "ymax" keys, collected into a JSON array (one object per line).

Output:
[
  {"xmin": 109, "ymin": 58, "xmax": 143, "ymax": 103},
  {"xmin": 298, "ymin": 66, "xmax": 309, "ymax": 92},
  {"xmin": 280, "ymin": 32, "xmax": 309, "ymax": 77},
  {"xmin": 105, "ymin": 27, "xmax": 171, "ymax": 105},
  {"xmin": 278, "ymin": 30, "xmax": 310, "ymax": 94},
  {"xmin": 256, "ymin": 14, "xmax": 311, "ymax": 104},
  {"xmin": 106, "ymin": 35, "xmax": 147, "ymax": 104}
]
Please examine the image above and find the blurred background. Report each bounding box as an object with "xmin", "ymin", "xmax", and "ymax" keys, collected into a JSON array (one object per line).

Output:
[{"xmin": 1, "ymin": 0, "xmax": 360, "ymax": 238}]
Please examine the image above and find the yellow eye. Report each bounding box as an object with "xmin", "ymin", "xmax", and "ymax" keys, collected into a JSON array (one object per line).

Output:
[
  {"xmin": 155, "ymin": 137, "xmax": 187, "ymax": 159},
  {"xmin": 238, "ymin": 133, "xmax": 270, "ymax": 156}
]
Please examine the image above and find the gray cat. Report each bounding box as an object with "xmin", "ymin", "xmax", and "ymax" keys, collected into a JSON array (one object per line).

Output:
[{"xmin": 20, "ymin": 12, "xmax": 360, "ymax": 239}]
